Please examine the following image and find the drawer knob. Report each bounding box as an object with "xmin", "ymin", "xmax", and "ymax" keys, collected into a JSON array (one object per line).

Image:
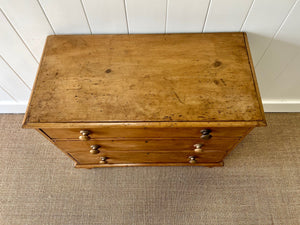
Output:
[
  {"xmin": 189, "ymin": 156, "xmax": 197, "ymax": 164},
  {"xmin": 79, "ymin": 130, "xmax": 91, "ymax": 141},
  {"xmin": 201, "ymin": 129, "xmax": 212, "ymax": 140},
  {"xmin": 194, "ymin": 144, "xmax": 203, "ymax": 153},
  {"xmin": 90, "ymin": 145, "xmax": 101, "ymax": 154},
  {"xmin": 99, "ymin": 157, "xmax": 107, "ymax": 164}
]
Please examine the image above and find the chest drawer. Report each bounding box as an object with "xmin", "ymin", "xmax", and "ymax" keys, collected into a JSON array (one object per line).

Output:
[
  {"xmin": 55, "ymin": 138, "xmax": 238, "ymax": 152},
  {"xmin": 69, "ymin": 150, "xmax": 226, "ymax": 165},
  {"xmin": 43, "ymin": 127, "xmax": 249, "ymax": 140}
]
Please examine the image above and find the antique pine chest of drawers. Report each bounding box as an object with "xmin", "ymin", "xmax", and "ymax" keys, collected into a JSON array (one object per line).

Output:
[{"xmin": 22, "ymin": 33, "xmax": 266, "ymax": 168}]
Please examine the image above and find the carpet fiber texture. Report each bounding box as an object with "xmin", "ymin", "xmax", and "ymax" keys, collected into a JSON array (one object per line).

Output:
[{"xmin": 0, "ymin": 113, "xmax": 299, "ymax": 225}]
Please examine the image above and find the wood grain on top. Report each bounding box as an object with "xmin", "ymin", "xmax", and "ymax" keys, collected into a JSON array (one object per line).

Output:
[{"xmin": 24, "ymin": 33, "xmax": 265, "ymax": 125}]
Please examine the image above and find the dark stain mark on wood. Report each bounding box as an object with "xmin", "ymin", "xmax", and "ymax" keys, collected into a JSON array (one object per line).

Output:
[
  {"xmin": 220, "ymin": 78, "xmax": 226, "ymax": 86},
  {"xmin": 163, "ymin": 116, "xmax": 173, "ymax": 121},
  {"xmin": 163, "ymin": 77, "xmax": 172, "ymax": 82},
  {"xmin": 214, "ymin": 80, "xmax": 219, "ymax": 85},
  {"xmin": 105, "ymin": 69, "xmax": 112, "ymax": 73},
  {"xmin": 129, "ymin": 84, "xmax": 136, "ymax": 89},
  {"xmin": 173, "ymin": 91, "xmax": 184, "ymax": 104},
  {"xmin": 214, "ymin": 60, "xmax": 222, "ymax": 67}
]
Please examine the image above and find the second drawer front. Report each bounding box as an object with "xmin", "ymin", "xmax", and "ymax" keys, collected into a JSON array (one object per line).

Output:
[
  {"xmin": 55, "ymin": 138, "xmax": 238, "ymax": 152},
  {"xmin": 69, "ymin": 150, "xmax": 226, "ymax": 164}
]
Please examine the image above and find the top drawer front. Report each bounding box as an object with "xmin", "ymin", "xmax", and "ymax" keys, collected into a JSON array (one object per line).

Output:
[{"xmin": 42, "ymin": 127, "xmax": 249, "ymax": 140}]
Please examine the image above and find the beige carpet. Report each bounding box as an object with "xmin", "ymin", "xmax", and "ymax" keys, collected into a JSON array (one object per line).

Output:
[{"xmin": 0, "ymin": 113, "xmax": 299, "ymax": 225}]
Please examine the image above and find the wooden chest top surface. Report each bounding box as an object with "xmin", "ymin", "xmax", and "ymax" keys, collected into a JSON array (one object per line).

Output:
[{"xmin": 23, "ymin": 33, "xmax": 265, "ymax": 127}]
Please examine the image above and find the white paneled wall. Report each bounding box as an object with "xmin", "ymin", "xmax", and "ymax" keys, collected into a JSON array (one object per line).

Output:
[
  {"xmin": 82, "ymin": 0, "xmax": 128, "ymax": 34},
  {"xmin": 256, "ymin": 1, "xmax": 300, "ymax": 99},
  {"xmin": 166, "ymin": 0, "xmax": 210, "ymax": 33},
  {"xmin": 39, "ymin": 0, "xmax": 91, "ymax": 34},
  {"xmin": 126, "ymin": 0, "xmax": 167, "ymax": 33},
  {"xmin": 1, "ymin": 0, "xmax": 54, "ymax": 60},
  {"xmin": 0, "ymin": 56, "xmax": 30, "ymax": 101},
  {"xmin": 0, "ymin": 0, "xmax": 299, "ymax": 112},
  {"xmin": 0, "ymin": 86, "xmax": 13, "ymax": 101},
  {"xmin": 241, "ymin": 0, "xmax": 297, "ymax": 65},
  {"xmin": 203, "ymin": 0, "xmax": 254, "ymax": 32},
  {"xmin": 0, "ymin": 9, "xmax": 38, "ymax": 87}
]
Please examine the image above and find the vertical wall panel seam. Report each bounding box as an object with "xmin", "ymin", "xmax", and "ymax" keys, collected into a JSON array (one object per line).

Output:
[
  {"xmin": 0, "ymin": 8, "xmax": 39, "ymax": 64},
  {"xmin": 240, "ymin": 0, "xmax": 256, "ymax": 31},
  {"xmin": 202, "ymin": 0, "xmax": 212, "ymax": 32},
  {"xmin": 36, "ymin": 0, "xmax": 56, "ymax": 35},
  {"xmin": 255, "ymin": 0, "xmax": 300, "ymax": 68},
  {"xmin": 0, "ymin": 84, "xmax": 17, "ymax": 102},
  {"xmin": 80, "ymin": 0, "xmax": 92, "ymax": 34},
  {"xmin": 0, "ymin": 55, "xmax": 31, "ymax": 90},
  {"xmin": 123, "ymin": 0, "xmax": 130, "ymax": 34},
  {"xmin": 164, "ymin": 0, "xmax": 169, "ymax": 33}
]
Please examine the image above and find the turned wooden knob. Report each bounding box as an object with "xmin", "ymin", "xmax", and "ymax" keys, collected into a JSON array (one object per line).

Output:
[
  {"xmin": 193, "ymin": 144, "xmax": 203, "ymax": 153},
  {"xmin": 79, "ymin": 130, "xmax": 91, "ymax": 141},
  {"xmin": 90, "ymin": 145, "xmax": 101, "ymax": 154},
  {"xmin": 201, "ymin": 129, "xmax": 212, "ymax": 140},
  {"xmin": 99, "ymin": 157, "xmax": 107, "ymax": 164},
  {"xmin": 189, "ymin": 156, "xmax": 197, "ymax": 164}
]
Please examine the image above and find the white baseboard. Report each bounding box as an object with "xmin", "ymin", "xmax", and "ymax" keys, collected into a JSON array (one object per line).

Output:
[
  {"xmin": 1, "ymin": 100, "xmax": 300, "ymax": 113},
  {"xmin": 262, "ymin": 100, "xmax": 300, "ymax": 112},
  {"xmin": 0, "ymin": 102, "xmax": 27, "ymax": 113}
]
